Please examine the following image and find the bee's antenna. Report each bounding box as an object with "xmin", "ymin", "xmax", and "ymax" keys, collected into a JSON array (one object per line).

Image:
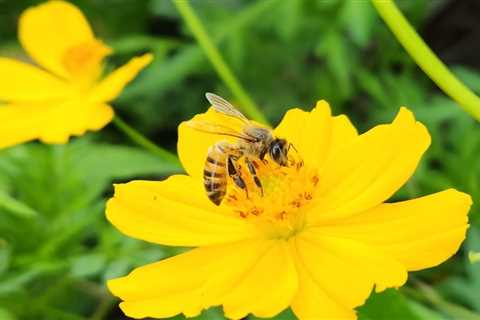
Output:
[{"xmin": 288, "ymin": 143, "xmax": 298, "ymax": 153}]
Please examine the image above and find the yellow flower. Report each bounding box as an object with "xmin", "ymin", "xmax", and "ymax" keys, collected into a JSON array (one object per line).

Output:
[
  {"xmin": 0, "ymin": 0, "xmax": 152, "ymax": 148},
  {"xmin": 106, "ymin": 101, "xmax": 471, "ymax": 319},
  {"xmin": 469, "ymin": 251, "xmax": 480, "ymax": 263}
]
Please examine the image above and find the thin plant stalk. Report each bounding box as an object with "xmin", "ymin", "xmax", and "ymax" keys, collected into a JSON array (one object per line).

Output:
[
  {"xmin": 112, "ymin": 116, "xmax": 181, "ymax": 166},
  {"xmin": 372, "ymin": 0, "xmax": 480, "ymax": 121},
  {"xmin": 173, "ymin": 0, "xmax": 268, "ymax": 124}
]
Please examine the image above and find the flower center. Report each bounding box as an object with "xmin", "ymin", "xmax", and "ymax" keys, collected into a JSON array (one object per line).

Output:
[
  {"xmin": 63, "ymin": 39, "xmax": 112, "ymax": 87},
  {"xmin": 223, "ymin": 156, "xmax": 319, "ymax": 238}
]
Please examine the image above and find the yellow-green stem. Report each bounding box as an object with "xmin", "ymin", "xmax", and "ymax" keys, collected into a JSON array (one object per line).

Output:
[
  {"xmin": 112, "ymin": 116, "xmax": 181, "ymax": 167},
  {"xmin": 372, "ymin": 0, "xmax": 480, "ymax": 121},
  {"xmin": 172, "ymin": 0, "xmax": 268, "ymax": 124}
]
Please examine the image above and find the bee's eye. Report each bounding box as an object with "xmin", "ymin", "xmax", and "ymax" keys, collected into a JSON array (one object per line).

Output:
[{"xmin": 270, "ymin": 143, "xmax": 283, "ymax": 161}]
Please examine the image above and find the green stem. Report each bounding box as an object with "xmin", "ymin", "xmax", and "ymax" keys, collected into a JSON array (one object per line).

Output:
[
  {"xmin": 112, "ymin": 116, "xmax": 180, "ymax": 166},
  {"xmin": 371, "ymin": 0, "xmax": 480, "ymax": 121},
  {"xmin": 172, "ymin": 0, "xmax": 268, "ymax": 124}
]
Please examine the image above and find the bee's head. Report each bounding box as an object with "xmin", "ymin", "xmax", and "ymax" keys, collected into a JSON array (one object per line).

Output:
[{"xmin": 269, "ymin": 138, "xmax": 289, "ymax": 166}]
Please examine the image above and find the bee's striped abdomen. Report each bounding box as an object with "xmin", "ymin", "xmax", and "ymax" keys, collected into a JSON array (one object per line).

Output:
[{"xmin": 204, "ymin": 143, "xmax": 228, "ymax": 205}]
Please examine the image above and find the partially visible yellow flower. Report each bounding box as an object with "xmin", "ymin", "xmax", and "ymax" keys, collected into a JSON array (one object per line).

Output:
[
  {"xmin": 0, "ymin": 0, "xmax": 152, "ymax": 148},
  {"xmin": 106, "ymin": 101, "xmax": 471, "ymax": 320},
  {"xmin": 469, "ymin": 251, "xmax": 480, "ymax": 263}
]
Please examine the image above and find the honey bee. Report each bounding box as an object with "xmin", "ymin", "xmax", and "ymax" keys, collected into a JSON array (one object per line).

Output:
[{"xmin": 186, "ymin": 93, "xmax": 292, "ymax": 206}]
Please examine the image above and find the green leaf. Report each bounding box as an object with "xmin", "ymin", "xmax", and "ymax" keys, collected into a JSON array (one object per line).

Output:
[
  {"xmin": 443, "ymin": 227, "xmax": 480, "ymax": 312},
  {"xmin": 355, "ymin": 68, "xmax": 391, "ymax": 109},
  {"xmin": 102, "ymin": 257, "xmax": 132, "ymax": 282},
  {"xmin": 466, "ymin": 229, "xmax": 480, "ymax": 310},
  {"xmin": 72, "ymin": 143, "xmax": 179, "ymax": 183},
  {"xmin": 341, "ymin": 0, "xmax": 375, "ymax": 47},
  {"xmin": 70, "ymin": 254, "xmax": 107, "ymax": 278},
  {"xmin": 0, "ymin": 261, "xmax": 67, "ymax": 296},
  {"xmin": 0, "ymin": 308, "xmax": 16, "ymax": 320},
  {"xmin": 249, "ymin": 308, "xmax": 296, "ymax": 319},
  {"xmin": 414, "ymin": 280, "xmax": 480, "ymax": 320},
  {"xmin": 277, "ymin": 0, "xmax": 302, "ymax": 41},
  {"xmin": 192, "ymin": 307, "xmax": 226, "ymax": 320},
  {"xmin": 120, "ymin": 0, "xmax": 279, "ymax": 102},
  {"xmin": 0, "ymin": 190, "xmax": 38, "ymax": 218},
  {"xmin": 407, "ymin": 300, "xmax": 448, "ymax": 320},
  {"xmin": 315, "ymin": 31, "xmax": 353, "ymax": 99},
  {"xmin": 357, "ymin": 289, "xmax": 421, "ymax": 320},
  {"xmin": 0, "ymin": 239, "xmax": 11, "ymax": 275}
]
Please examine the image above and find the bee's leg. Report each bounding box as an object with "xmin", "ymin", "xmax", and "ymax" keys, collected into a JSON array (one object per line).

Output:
[
  {"xmin": 245, "ymin": 158, "xmax": 263, "ymax": 197},
  {"xmin": 227, "ymin": 155, "xmax": 249, "ymax": 198},
  {"xmin": 259, "ymin": 148, "xmax": 270, "ymax": 165}
]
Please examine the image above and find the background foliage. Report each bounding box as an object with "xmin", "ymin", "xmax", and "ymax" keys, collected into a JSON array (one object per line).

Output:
[{"xmin": 1, "ymin": 0, "xmax": 480, "ymax": 319}]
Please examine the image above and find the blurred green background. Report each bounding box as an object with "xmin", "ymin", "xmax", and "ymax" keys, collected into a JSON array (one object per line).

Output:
[{"xmin": 1, "ymin": 0, "xmax": 480, "ymax": 319}]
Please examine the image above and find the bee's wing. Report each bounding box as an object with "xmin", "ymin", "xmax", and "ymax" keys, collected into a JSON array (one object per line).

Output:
[
  {"xmin": 205, "ymin": 93, "xmax": 249, "ymax": 123},
  {"xmin": 185, "ymin": 120, "xmax": 256, "ymax": 142}
]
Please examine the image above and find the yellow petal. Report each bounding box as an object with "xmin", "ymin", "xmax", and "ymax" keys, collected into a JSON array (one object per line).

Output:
[
  {"xmin": 106, "ymin": 175, "xmax": 261, "ymax": 246},
  {"xmin": 328, "ymin": 114, "xmax": 358, "ymax": 158},
  {"xmin": 86, "ymin": 103, "xmax": 114, "ymax": 131},
  {"xmin": 310, "ymin": 107, "xmax": 431, "ymax": 223},
  {"xmin": 274, "ymin": 101, "xmax": 332, "ymax": 169},
  {"xmin": 109, "ymin": 240, "xmax": 266, "ymax": 319},
  {"xmin": 90, "ymin": 54, "xmax": 153, "ymax": 103},
  {"xmin": 19, "ymin": 0, "xmax": 95, "ymax": 78},
  {"xmin": 290, "ymin": 229, "xmax": 407, "ymax": 319},
  {"xmin": 108, "ymin": 239, "xmax": 296, "ymax": 319},
  {"xmin": 316, "ymin": 189, "xmax": 471, "ymax": 271},
  {"xmin": 0, "ymin": 58, "xmax": 70, "ymax": 101},
  {"xmin": 0, "ymin": 101, "xmax": 113, "ymax": 148},
  {"xmin": 293, "ymin": 234, "xmax": 374, "ymax": 308},
  {"xmin": 290, "ymin": 231, "xmax": 408, "ymax": 319},
  {"xmin": 39, "ymin": 101, "xmax": 113, "ymax": 143},
  {"xmin": 177, "ymin": 108, "xmax": 242, "ymax": 177},
  {"xmin": 289, "ymin": 237, "xmax": 357, "ymax": 320},
  {"xmin": 0, "ymin": 103, "xmax": 43, "ymax": 148},
  {"xmin": 309, "ymin": 232, "xmax": 407, "ymax": 291},
  {"xmin": 222, "ymin": 240, "xmax": 297, "ymax": 319}
]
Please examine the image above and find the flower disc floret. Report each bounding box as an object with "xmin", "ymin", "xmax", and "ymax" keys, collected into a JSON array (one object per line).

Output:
[{"xmin": 223, "ymin": 158, "xmax": 318, "ymax": 238}]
